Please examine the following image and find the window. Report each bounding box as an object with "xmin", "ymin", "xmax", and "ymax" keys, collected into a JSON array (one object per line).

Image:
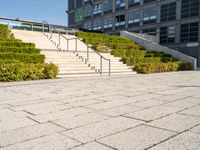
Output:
[
  {"xmin": 115, "ymin": 0, "xmax": 125, "ymax": 11},
  {"xmin": 181, "ymin": 22, "xmax": 199, "ymax": 42},
  {"xmin": 143, "ymin": 0, "xmax": 156, "ymax": 4},
  {"xmin": 181, "ymin": 0, "xmax": 199, "ymax": 18},
  {"xmin": 161, "ymin": 2, "xmax": 176, "ymax": 22},
  {"xmin": 128, "ymin": 11, "xmax": 140, "ymax": 26},
  {"xmin": 115, "ymin": 14, "xmax": 125, "ymax": 29},
  {"xmin": 160, "ymin": 26, "xmax": 176, "ymax": 44},
  {"xmin": 84, "ymin": 0, "xmax": 89, "ymax": 4},
  {"xmin": 104, "ymin": 0, "xmax": 113, "ymax": 13},
  {"xmin": 142, "ymin": 28, "xmax": 156, "ymax": 35},
  {"xmin": 69, "ymin": 0, "xmax": 75, "ymax": 11},
  {"xmin": 84, "ymin": 21, "xmax": 92, "ymax": 30},
  {"xmin": 76, "ymin": 0, "xmax": 83, "ymax": 8},
  {"xmin": 68, "ymin": 12, "xmax": 75, "ymax": 25},
  {"xmin": 143, "ymin": 7, "xmax": 157, "ymax": 24},
  {"xmin": 104, "ymin": 16, "xmax": 113, "ymax": 29},
  {"xmin": 129, "ymin": 0, "xmax": 140, "ymax": 7},
  {"xmin": 84, "ymin": 5, "xmax": 92, "ymax": 18},
  {"xmin": 93, "ymin": 19, "xmax": 102, "ymax": 30},
  {"xmin": 93, "ymin": 3, "xmax": 102, "ymax": 16}
]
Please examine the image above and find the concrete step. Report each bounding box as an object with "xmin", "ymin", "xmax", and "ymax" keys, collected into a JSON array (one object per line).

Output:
[{"xmin": 59, "ymin": 70, "xmax": 95, "ymax": 74}]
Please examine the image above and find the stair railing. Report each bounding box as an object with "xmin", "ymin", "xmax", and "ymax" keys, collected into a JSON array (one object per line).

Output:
[{"xmin": 42, "ymin": 21, "xmax": 111, "ymax": 76}]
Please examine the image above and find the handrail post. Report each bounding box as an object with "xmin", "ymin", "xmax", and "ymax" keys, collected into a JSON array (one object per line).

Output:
[
  {"xmin": 67, "ymin": 39, "xmax": 69, "ymax": 51},
  {"xmin": 42, "ymin": 22, "xmax": 44, "ymax": 33},
  {"xmin": 100, "ymin": 56, "xmax": 103, "ymax": 76},
  {"xmin": 75, "ymin": 38, "xmax": 77, "ymax": 52},
  {"xmin": 109, "ymin": 60, "xmax": 111, "ymax": 76},
  {"xmin": 59, "ymin": 33, "xmax": 61, "ymax": 46},
  {"xmin": 87, "ymin": 45, "xmax": 89, "ymax": 62},
  {"xmin": 50, "ymin": 26, "xmax": 52, "ymax": 38}
]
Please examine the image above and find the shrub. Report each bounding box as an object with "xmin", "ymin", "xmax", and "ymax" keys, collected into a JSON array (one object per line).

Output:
[
  {"xmin": 0, "ymin": 38, "xmax": 21, "ymax": 42},
  {"xmin": 134, "ymin": 62, "xmax": 191, "ymax": 74},
  {"xmin": 0, "ymin": 63, "xmax": 58, "ymax": 82},
  {"xmin": 0, "ymin": 41, "xmax": 35, "ymax": 48},
  {"xmin": 0, "ymin": 46, "xmax": 40, "ymax": 54},
  {"xmin": 0, "ymin": 59, "xmax": 20, "ymax": 64},
  {"xmin": 0, "ymin": 52, "xmax": 45, "ymax": 63},
  {"xmin": 43, "ymin": 63, "xmax": 59, "ymax": 79},
  {"xmin": 77, "ymin": 31, "xmax": 192, "ymax": 73},
  {"xmin": 0, "ymin": 25, "xmax": 14, "ymax": 39}
]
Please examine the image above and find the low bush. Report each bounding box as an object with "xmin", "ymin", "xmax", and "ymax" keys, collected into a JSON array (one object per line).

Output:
[
  {"xmin": 0, "ymin": 46, "xmax": 40, "ymax": 54},
  {"xmin": 0, "ymin": 63, "xmax": 58, "ymax": 81},
  {"xmin": 77, "ymin": 31, "xmax": 192, "ymax": 73},
  {"xmin": 0, "ymin": 38, "xmax": 21, "ymax": 42},
  {"xmin": 0, "ymin": 41, "xmax": 35, "ymax": 48},
  {"xmin": 0, "ymin": 24, "xmax": 14, "ymax": 39},
  {"xmin": 0, "ymin": 52, "xmax": 45, "ymax": 63},
  {"xmin": 0, "ymin": 59, "xmax": 20, "ymax": 64},
  {"xmin": 134, "ymin": 62, "xmax": 191, "ymax": 74}
]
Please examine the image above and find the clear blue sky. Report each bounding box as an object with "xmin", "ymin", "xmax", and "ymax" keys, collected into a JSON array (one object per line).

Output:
[{"xmin": 0, "ymin": 0, "xmax": 68, "ymax": 26}]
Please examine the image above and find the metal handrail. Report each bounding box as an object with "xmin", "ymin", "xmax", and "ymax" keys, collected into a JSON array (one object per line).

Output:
[{"xmin": 42, "ymin": 21, "xmax": 111, "ymax": 76}]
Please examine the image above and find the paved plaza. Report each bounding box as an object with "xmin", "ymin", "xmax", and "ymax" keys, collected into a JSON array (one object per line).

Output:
[{"xmin": 0, "ymin": 71, "xmax": 200, "ymax": 150}]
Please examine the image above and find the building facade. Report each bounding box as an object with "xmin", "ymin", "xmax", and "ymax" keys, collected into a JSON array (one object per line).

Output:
[{"xmin": 68, "ymin": 0, "xmax": 200, "ymax": 66}]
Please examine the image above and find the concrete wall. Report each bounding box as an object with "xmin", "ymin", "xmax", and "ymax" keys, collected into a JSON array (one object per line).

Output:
[{"xmin": 121, "ymin": 31, "xmax": 197, "ymax": 70}]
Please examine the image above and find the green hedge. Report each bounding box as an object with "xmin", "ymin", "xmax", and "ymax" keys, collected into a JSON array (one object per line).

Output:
[
  {"xmin": 0, "ymin": 41, "xmax": 35, "ymax": 48},
  {"xmin": 0, "ymin": 24, "xmax": 14, "ymax": 39},
  {"xmin": 0, "ymin": 46, "xmax": 40, "ymax": 54},
  {"xmin": 0, "ymin": 63, "xmax": 58, "ymax": 81},
  {"xmin": 134, "ymin": 62, "xmax": 191, "ymax": 74},
  {"xmin": 0, "ymin": 52, "xmax": 45, "ymax": 63},
  {"xmin": 0, "ymin": 38, "xmax": 21, "ymax": 42},
  {"xmin": 77, "ymin": 31, "xmax": 192, "ymax": 73}
]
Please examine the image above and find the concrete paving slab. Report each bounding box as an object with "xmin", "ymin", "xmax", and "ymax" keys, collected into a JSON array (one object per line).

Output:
[
  {"xmin": 52, "ymin": 112, "xmax": 110, "ymax": 129},
  {"xmin": 0, "ymin": 122, "xmax": 65, "ymax": 147},
  {"xmin": 0, "ymin": 71, "xmax": 200, "ymax": 149},
  {"xmin": 63, "ymin": 116, "xmax": 144, "ymax": 143},
  {"xmin": 147, "ymin": 113, "xmax": 200, "ymax": 132},
  {"xmin": 0, "ymin": 118, "xmax": 37, "ymax": 133},
  {"xmin": 179, "ymin": 105, "xmax": 200, "ymax": 117},
  {"xmin": 124, "ymin": 105, "xmax": 182, "ymax": 122},
  {"xmin": 97, "ymin": 105, "xmax": 143, "ymax": 117},
  {"xmin": 149, "ymin": 132, "xmax": 200, "ymax": 150},
  {"xmin": 0, "ymin": 133, "xmax": 80, "ymax": 150},
  {"xmin": 70, "ymin": 142, "xmax": 114, "ymax": 150},
  {"xmin": 98, "ymin": 125, "xmax": 176, "ymax": 150},
  {"xmin": 190, "ymin": 125, "xmax": 200, "ymax": 134}
]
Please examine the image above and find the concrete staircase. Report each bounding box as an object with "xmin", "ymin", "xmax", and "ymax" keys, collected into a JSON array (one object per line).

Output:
[{"xmin": 11, "ymin": 29, "xmax": 136, "ymax": 76}]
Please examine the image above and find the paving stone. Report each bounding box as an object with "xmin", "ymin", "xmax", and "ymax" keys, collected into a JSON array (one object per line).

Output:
[
  {"xmin": 12, "ymin": 101, "xmax": 70, "ymax": 115},
  {"xmin": 63, "ymin": 116, "xmax": 144, "ymax": 143},
  {"xmin": 190, "ymin": 125, "xmax": 200, "ymax": 134},
  {"xmin": 85, "ymin": 98, "xmax": 135, "ymax": 111},
  {"xmin": 147, "ymin": 113, "xmax": 200, "ymax": 132},
  {"xmin": 0, "ymin": 104, "xmax": 12, "ymax": 109},
  {"xmin": 52, "ymin": 113, "xmax": 109, "ymax": 129},
  {"xmin": 68, "ymin": 99, "xmax": 102, "ymax": 107},
  {"xmin": 149, "ymin": 132, "xmax": 200, "ymax": 150},
  {"xmin": 124, "ymin": 106, "xmax": 182, "ymax": 122},
  {"xmin": 164, "ymin": 97, "xmax": 200, "ymax": 109},
  {"xmin": 0, "ymin": 133, "xmax": 81, "ymax": 150},
  {"xmin": 0, "ymin": 122, "xmax": 65, "ymax": 147},
  {"xmin": 97, "ymin": 105, "xmax": 143, "ymax": 117},
  {"xmin": 98, "ymin": 125, "xmax": 176, "ymax": 150},
  {"xmin": 129, "ymin": 99, "xmax": 167, "ymax": 108},
  {"xmin": 70, "ymin": 142, "xmax": 114, "ymax": 150},
  {"xmin": 0, "ymin": 110, "xmax": 30, "ymax": 122},
  {"xmin": 179, "ymin": 105, "xmax": 200, "ymax": 117},
  {"xmin": 29, "ymin": 107, "xmax": 92, "ymax": 123},
  {"xmin": 154, "ymin": 95, "xmax": 189, "ymax": 102},
  {"xmin": 0, "ymin": 118, "xmax": 36, "ymax": 133}
]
